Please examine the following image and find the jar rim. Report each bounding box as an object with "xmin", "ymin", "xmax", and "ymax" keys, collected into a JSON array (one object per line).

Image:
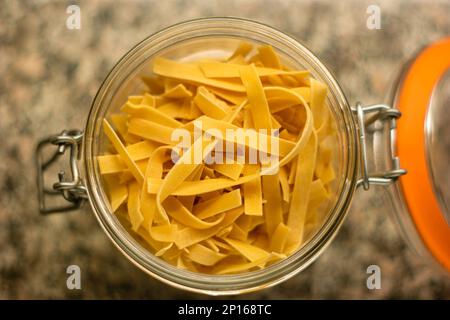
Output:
[{"xmin": 83, "ymin": 17, "xmax": 359, "ymax": 295}]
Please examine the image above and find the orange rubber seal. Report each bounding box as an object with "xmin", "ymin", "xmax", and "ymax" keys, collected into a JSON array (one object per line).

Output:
[{"xmin": 396, "ymin": 38, "xmax": 450, "ymax": 273}]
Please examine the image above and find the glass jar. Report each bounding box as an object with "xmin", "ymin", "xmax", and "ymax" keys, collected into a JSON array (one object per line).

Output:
[{"xmin": 36, "ymin": 17, "xmax": 450, "ymax": 295}]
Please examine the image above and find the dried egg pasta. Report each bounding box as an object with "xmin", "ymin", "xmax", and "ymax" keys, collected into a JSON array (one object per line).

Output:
[{"xmin": 97, "ymin": 42, "xmax": 337, "ymax": 274}]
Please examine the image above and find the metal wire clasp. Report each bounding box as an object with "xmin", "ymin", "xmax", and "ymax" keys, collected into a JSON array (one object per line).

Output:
[
  {"xmin": 352, "ymin": 103, "xmax": 407, "ymax": 190},
  {"xmin": 36, "ymin": 130, "xmax": 87, "ymax": 214}
]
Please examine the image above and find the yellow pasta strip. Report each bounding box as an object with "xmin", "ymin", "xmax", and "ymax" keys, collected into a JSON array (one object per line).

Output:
[
  {"xmin": 149, "ymin": 224, "xmax": 178, "ymax": 242},
  {"xmin": 271, "ymin": 115, "xmax": 282, "ymax": 129},
  {"xmin": 207, "ymin": 206, "xmax": 244, "ymax": 228},
  {"xmin": 161, "ymin": 83, "xmax": 193, "ymax": 99},
  {"xmin": 279, "ymin": 129, "xmax": 296, "ymax": 141},
  {"xmin": 103, "ymin": 119, "xmax": 144, "ymax": 184},
  {"xmin": 235, "ymin": 215, "xmax": 253, "ymax": 233},
  {"xmin": 242, "ymin": 165, "xmax": 263, "ymax": 216},
  {"xmin": 308, "ymin": 179, "xmax": 329, "ymax": 211},
  {"xmin": 108, "ymin": 181, "xmax": 128, "ymax": 212},
  {"xmin": 137, "ymin": 227, "xmax": 165, "ymax": 252},
  {"xmin": 267, "ymin": 89, "xmax": 311, "ymax": 113},
  {"xmin": 190, "ymin": 100, "xmax": 203, "ymax": 119},
  {"xmin": 174, "ymin": 206, "xmax": 244, "ymax": 249},
  {"xmin": 211, "ymin": 162, "xmax": 244, "ymax": 180},
  {"xmin": 310, "ymin": 78, "xmax": 328, "ymax": 130},
  {"xmin": 264, "ymin": 86, "xmax": 309, "ymax": 105},
  {"xmin": 228, "ymin": 223, "xmax": 248, "ymax": 242},
  {"xmin": 175, "ymin": 227, "xmax": 219, "ymax": 250},
  {"xmin": 163, "ymin": 196, "xmax": 225, "ymax": 229},
  {"xmin": 279, "ymin": 167, "xmax": 290, "ymax": 202},
  {"xmin": 98, "ymin": 155, "xmax": 125, "ymax": 174},
  {"xmin": 281, "ymin": 74, "xmax": 299, "ymax": 87},
  {"xmin": 243, "ymin": 108, "xmax": 253, "ymax": 128},
  {"xmin": 194, "ymin": 115, "xmax": 295, "ymax": 157},
  {"xmin": 156, "ymin": 138, "xmax": 218, "ymax": 222},
  {"xmin": 269, "ymin": 223, "xmax": 291, "ymax": 253},
  {"xmin": 252, "ymin": 232, "xmax": 269, "ymax": 250},
  {"xmin": 227, "ymin": 41, "xmax": 253, "ymax": 60},
  {"xmin": 126, "ymin": 140, "xmax": 159, "ymax": 159},
  {"xmin": 206, "ymin": 87, "xmax": 246, "ymax": 105},
  {"xmin": 155, "ymin": 243, "xmax": 173, "ymax": 257},
  {"xmin": 261, "ymin": 87, "xmax": 313, "ymax": 170},
  {"xmin": 317, "ymin": 110, "xmax": 331, "ymax": 142},
  {"xmin": 203, "ymin": 166, "xmax": 217, "ymax": 178},
  {"xmin": 203, "ymin": 239, "xmax": 220, "ymax": 252},
  {"xmin": 193, "ymin": 189, "xmax": 242, "ymax": 219},
  {"xmin": 187, "ymin": 244, "xmax": 226, "ymax": 266},
  {"xmin": 318, "ymin": 164, "xmax": 335, "ymax": 184},
  {"xmin": 110, "ymin": 114, "xmax": 128, "ymax": 139},
  {"xmin": 267, "ymin": 74, "xmax": 284, "ymax": 86},
  {"xmin": 291, "ymin": 87, "xmax": 311, "ymax": 102},
  {"xmin": 127, "ymin": 181, "xmax": 144, "ymax": 231},
  {"xmin": 210, "ymin": 239, "xmax": 234, "ymax": 252},
  {"xmin": 239, "ymin": 64, "xmax": 272, "ymax": 130},
  {"xmin": 249, "ymin": 216, "xmax": 265, "ymax": 232},
  {"xmin": 178, "ymin": 165, "xmax": 204, "ymax": 211},
  {"xmin": 153, "ymin": 57, "xmax": 246, "ymax": 92},
  {"xmin": 128, "ymin": 95, "xmax": 144, "ymax": 104},
  {"xmin": 141, "ymin": 76, "xmax": 165, "ymax": 94},
  {"xmin": 127, "ymin": 118, "xmax": 175, "ymax": 145},
  {"xmin": 123, "ymin": 132, "xmax": 142, "ymax": 145},
  {"xmin": 158, "ymin": 137, "xmax": 216, "ymax": 202},
  {"xmin": 262, "ymin": 173, "xmax": 283, "ymax": 235},
  {"xmin": 148, "ymin": 173, "xmax": 259, "ymax": 196},
  {"xmin": 213, "ymin": 257, "xmax": 268, "ymax": 275},
  {"xmin": 121, "ymin": 102, "xmax": 182, "ymax": 128},
  {"xmin": 161, "ymin": 243, "xmax": 182, "ymax": 261},
  {"xmin": 140, "ymin": 146, "xmax": 171, "ymax": 228},
  {"xmin": 288, "ymin": 158, "xmax": 297, "ymax": 185},
  {"xmin": 287, "ymin": 131, "xmax": 318, "ymax": 246},
  {"xmin": 221, "ymin": 106, "xmax": 239, "ymax": 124},
  {"xmin": 118, "ymin": 171, "xmax": 133, "ymax": 184},
  {"xmin": 200, "ymin": 61, "xmax": 309, "ymax": 79},
  {"xmin": 227, "ymin": 55, "xmax": 246, "ymax": 64},
  {"xmin": 182, "ymin": 165, "xmax": 205, "ymax": 211},
  {"xmin": 158, "ymin": 100, "xmax": 192, "ymax": 120},
  {"xmin": 193, "ymin": 86, "xmax": 229, "ymax": 119},
  {"xmin": 266, "ymin": 86, "xmax": 311, "ymax": 100},
  {"xmin": 98, "ymin": 141, "xmax": 158, "ymax": 174},
  {"xmin": 137, "ymin": 159, "xmax": 148, "ymax": 174},
  {"xmin": 258, "ymin": 45, "xmax": 281, "ymax": 69},
  {"xmin": 140, "ymin": 93, "xmax": 156, "ymax": 107},
  {"xmin": 175, "ymin": 228, "xmax": 219, "ymax": 250},
  {"xmin": 217, "ymin": 227, "xmax": 233, "ymax": 238},
  {"xmin": 223, "ymin": 238, "xmax": 270, "ymax": 262}
]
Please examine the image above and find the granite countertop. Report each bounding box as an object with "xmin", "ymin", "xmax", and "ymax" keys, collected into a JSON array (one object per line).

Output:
[{"xmin": 1, "ymin": 0, "xmax": 449, "ymax": 299}]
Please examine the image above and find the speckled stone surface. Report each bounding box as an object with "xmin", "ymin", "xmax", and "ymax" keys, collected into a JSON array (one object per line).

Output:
[{"xmin": 1, "ymin": 0, "xmax": 449, "ymax": 299}]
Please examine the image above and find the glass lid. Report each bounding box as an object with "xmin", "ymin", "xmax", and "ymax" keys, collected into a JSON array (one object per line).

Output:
[
  {"xmin": 395, "ymin": 37, "xmax": 450, "ymax": 273},
  {"xmin": 427, "ymin": 68, "xmax": 450, "ymax": 225}
]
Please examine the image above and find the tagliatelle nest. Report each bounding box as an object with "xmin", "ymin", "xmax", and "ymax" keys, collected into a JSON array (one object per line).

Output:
[{"xmin": 97, "ymin": 42, "xmax": 337, "ymax": 274}]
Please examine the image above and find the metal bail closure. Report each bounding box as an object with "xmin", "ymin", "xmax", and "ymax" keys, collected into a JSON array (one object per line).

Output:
[
  {"xmin": 36, "ymin": 130, "xmax": 87, "ymax": 214},
  {"xmin": 352, "ymin": 102, "xmax": 407, "ymax": 190}
]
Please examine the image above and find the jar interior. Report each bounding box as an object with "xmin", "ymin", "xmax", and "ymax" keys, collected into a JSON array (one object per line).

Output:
[{"xmin": 84, "ymin": 18, "xmax": 356, "ymax": 293}]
